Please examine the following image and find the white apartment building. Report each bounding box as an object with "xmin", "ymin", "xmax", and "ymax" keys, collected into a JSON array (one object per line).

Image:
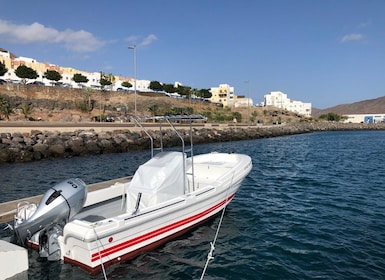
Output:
[
  {"xmin": 264, "ymin": 91, "xmax": 311, "ymax": 117},
  {"xmin": 343, "ymin": 114, "xmax": 385, "ymax": 123},
  {"xmin": 115, "ymin": 79, "xmax": 150, "ymax": 91}
]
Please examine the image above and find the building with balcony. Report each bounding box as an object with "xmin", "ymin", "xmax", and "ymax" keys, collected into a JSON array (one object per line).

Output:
[{"xmin": 209, "ymin": 84, "xmax": 235, "ymax": 107}]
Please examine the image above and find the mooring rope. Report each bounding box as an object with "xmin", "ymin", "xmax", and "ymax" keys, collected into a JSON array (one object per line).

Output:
[
  {"xmin": 200, "ymin": 173, "xmax": 235, "ymax": 280},
  {"xmin": 93, "ymin": 226, "xmax": 108, "ymax": 280},
  {"xmin": 199, "ymin": 200, "xmax": 228, "ymax": 280}
]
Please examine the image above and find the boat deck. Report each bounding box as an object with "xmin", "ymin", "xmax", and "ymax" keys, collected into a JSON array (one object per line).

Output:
[
  {"xmin": 0, "ymin": 177, "xmax": 132, "ymax": 223},
  {"xmin": 75, "ymin": 195, "xmax": 127, "ymax": 222}
]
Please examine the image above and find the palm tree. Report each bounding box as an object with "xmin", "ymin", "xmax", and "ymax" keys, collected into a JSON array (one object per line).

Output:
[
  {"xmin": 0, "ymin": 95, "xmax": 13, "ymax": 120},
  {"xmin": 147, "ymin": 104, "xmax": 159, "ymax": 122},
  {"xmin": 21, "ymin": 104, "xmax": 33, "ymax": 120}
]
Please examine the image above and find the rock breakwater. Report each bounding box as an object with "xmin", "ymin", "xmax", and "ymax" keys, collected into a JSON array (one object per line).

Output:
[{"xmin": 1, "ymin": 122, "xmax": 384, "ymax": 163}]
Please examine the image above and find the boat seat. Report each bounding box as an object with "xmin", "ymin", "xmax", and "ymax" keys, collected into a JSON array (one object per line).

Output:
[
  {"xmin": 81, "ymin": 215, "xmax": 106, "ymax": 222},
  {"xmin": 185, "ymin": 163, "xmax": 233, "ymax": 192}
]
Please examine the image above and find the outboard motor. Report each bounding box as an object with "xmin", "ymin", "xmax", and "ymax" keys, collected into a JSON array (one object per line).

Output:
[{"xmin": 12, "ymin": 178, "xmax": 87, "ymax": 260}]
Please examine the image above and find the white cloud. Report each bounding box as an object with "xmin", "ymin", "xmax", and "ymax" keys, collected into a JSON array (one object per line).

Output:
[
  {"xmin": 125, "ymin": 34, "xmax": 158, "ymax": 47},
  {"xmin": 340, "ymin": 33, "xmax": 363, "ymax": 43},
  {"xmin": 58, "ymin": 29, "xmax": 105, "ymax": 52},
  {"xmin": 359, "ymin": 20, "xmax": 371, "ymax": 28},
  {"xmin": 0, "ymin": 19, "xmax": 105, "ymax": 52},
  {"xmin": 125, "ymin": 35, "xmax": 141, "ymax": 44},
  {"xmin": 140, "ymin": 34, "xmax": 158, "ymax": 46}
]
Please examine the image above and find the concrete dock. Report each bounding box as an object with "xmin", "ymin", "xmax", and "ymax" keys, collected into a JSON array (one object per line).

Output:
[{"xmin": 0, "ymin": 240, "xmax": 28, "ymax": 280}]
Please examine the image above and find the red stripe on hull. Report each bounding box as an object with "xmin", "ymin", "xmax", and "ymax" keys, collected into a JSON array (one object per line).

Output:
[{"xmin": 65, "ymin": 193, "xmax": 235, "ymax": 274}]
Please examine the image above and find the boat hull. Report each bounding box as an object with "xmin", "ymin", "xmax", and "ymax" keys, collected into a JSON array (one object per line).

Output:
[
  {"xmin": 60, "ymin": 153, "xmax": 251, "ymax": 274},
  {"xmin": 64, "ymin": 194, "xmax": 236, "ymax": 274},
  {"xmin": 5, "ymin": 116, "xmax": 253, "ymax": 276}
]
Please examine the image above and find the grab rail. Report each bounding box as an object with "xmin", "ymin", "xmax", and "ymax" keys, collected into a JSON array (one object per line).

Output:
[{"xmin": 132, "ymin": 115, "xmax": 197, "ymax": 192}]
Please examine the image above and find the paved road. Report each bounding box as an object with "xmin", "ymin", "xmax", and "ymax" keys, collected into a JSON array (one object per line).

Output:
[{"xmin": 0, "ymin": 121, "xmax": 137, "ymax": 133}]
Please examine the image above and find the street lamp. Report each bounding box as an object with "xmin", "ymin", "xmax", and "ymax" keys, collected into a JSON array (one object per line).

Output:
[
  {"xmin": 244, "ymin": 80, "xmax": 250, "ymax": 124},
  {"xmin": 128, "ymin": 45, "xmax": 137, "ymax": 116}
]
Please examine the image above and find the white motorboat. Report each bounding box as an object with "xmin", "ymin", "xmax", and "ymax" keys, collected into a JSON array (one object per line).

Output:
[{"xmin": 8, "ymin": 117, "xmax": 252, "ymax": 274}]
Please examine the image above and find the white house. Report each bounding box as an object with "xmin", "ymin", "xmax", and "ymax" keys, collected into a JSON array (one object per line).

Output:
[
  {"xmin": 264, "ymin": 91, "xmax": 311, "ymax": 116},
  {"xmin": 233, "ymin": 96, "xmax": 253, "ymax": 108}
]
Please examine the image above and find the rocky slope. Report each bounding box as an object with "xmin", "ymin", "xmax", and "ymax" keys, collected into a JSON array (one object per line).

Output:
[
  {"xmin": 0, "ymin": 83, "xmax": 306, "ymax": 124},
  {"xmin": 312, "ymin": 95, "xmax": 385, "ymax": 117}
]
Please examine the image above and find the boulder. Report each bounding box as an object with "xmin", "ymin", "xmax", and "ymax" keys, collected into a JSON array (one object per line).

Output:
[
  {"xmin": 67, "ymin": 137, "xmax": 84, "ymax": 154},
  {"xmin": 48, "ymin": 144, "xmax": 66, "ymax": 157},
  {"xmin": 85, "ymin": 140, "xmax": 101, "ymax": 154},
  {"xmin": 32, "ymin": 143, "xmax": 49, "ymax": 158}
]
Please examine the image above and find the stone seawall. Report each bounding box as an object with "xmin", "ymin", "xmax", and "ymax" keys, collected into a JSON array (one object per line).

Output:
[{"xmin": 1, "ymin": 122, "xmax": 384, "ymax": 163}]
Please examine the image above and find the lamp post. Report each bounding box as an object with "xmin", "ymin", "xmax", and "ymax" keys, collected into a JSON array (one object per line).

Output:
[
  {"xmin": 128, "ymin": 45, "xmax": 137, "ymax": 116},
  {"xmin": 244, "ymin": 80, "xmax": 250, "ymax": 124}
]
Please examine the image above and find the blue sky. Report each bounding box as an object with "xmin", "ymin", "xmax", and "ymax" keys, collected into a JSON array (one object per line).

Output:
[{"xmin": 0, "ymin": 0, "xmax": 384, "ymax": 109}]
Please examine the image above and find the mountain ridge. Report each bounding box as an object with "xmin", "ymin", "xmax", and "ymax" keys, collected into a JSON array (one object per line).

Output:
[{"xmin": 312, "ymin": 95, "xmax": 385, "ymax": 118}]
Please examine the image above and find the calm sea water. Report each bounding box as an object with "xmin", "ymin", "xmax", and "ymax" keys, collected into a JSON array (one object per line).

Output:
[{"xmin": 1, "ymin": 130, "xmax": 385, "ymax": 279}]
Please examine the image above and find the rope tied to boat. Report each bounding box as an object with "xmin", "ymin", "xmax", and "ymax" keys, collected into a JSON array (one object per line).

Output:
[
  {"xmin": 207, "ymin": 242, "xmax": 215, "ymax": 261},
  {"xmin": 200, "ymin": 202, "xmax": 227, "ymax": 280},
  {"xmin": 200, "ymin": 172, "xmax": 235, "ymax": 279},
  {"xmin": 93, "ymin": 225, "xmax": 108, "ymax": 280}
]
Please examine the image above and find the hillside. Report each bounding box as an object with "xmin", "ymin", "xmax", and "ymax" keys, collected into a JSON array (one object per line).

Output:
[
  {"xmin": 312, "ymin": 96, "xmax": 385, "ymax": 118},
  {"xmin": 0, "ymin": 84, "xmax": 306, "ymax": 124}
]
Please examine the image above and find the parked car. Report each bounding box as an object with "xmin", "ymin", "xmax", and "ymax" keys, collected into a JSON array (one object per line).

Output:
[
  {"xmin": 28, "ymin": 81, "xmax": 45, "ymax": 86},
  {"xmin": 54, "ymin": 82, "xmax": 72, "ymax": 88},
  {"xmin": 7, "ymin": 79, "xmax": 21, "ymax": 84},
  {"xmin": 117, "ymin": 87, "xmax": 129, "ymax": 92}
]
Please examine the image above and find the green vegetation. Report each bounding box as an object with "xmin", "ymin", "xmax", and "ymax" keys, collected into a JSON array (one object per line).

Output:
[
  {"xmin": 319, "ymin": 112, "xmax": 345, "ymax": 122},
  {"xmin": 250, "ymin": 111, "xmax": 259, "ymax": 123},
  {"xmin": 232, "ymin": 111, "xmax": 242, "ymax": 123},
  {"xmin": 44, "ymin": 70, "xmax": 62, "ymax": 85},
  {"xmin": 149, "ymin": 80, "xmax": 212, "ymax": 99},
  {"xmin": 149, "ymin": 81, "xmax": 163, "ymax": 91},
  {"xmin": 162, "ymin": 83, "xmax": 176, "ymax": 93},
  {"xmin": 0, "ymin": 95, "xmax": 13, "ymax": 120},
  {"xmin": 0, "ymin": 61, "xmax": 8, "ymax": 76},
  {"xmin": 147, "ymin": 103, "xmax": 159, "ymax": 117},
  {"xmin": 99, "ymin": 72, "xmax": 115, "ymax": 90},
  {"xmin": 21, "ymin": 104, "xmax": 33, "ymax": 120},
  {"xmin": 121, "ymin": 81, "xmax": 132, "ymax": 89},
  {"xmin": 76, "ymin": 92, "xmax": 93, "ymax": 113},
  {"xmin": 72, "ymin": 73, "xmax": 89, "ymax": 86},
  {"xmin": 15, "ymin": 65, "xmax": 38, "ymax": 83},
  {"xmin": 202, "ymin": 107, "xmax": 242, "ymax": 122},
  {"xmin": 0, "ymin": 62, "xmax": 308, "ymax": 124}
]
